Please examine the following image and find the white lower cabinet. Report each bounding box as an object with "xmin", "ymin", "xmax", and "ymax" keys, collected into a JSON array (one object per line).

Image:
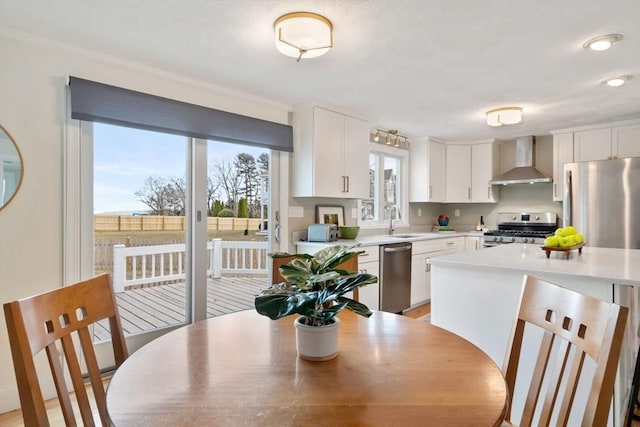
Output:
[
  {"xmin": 465, "ymin": 236, "xmax": 483, "ymax": 251},
  {"xmin": 357, "ymin": 245, "xmax": 380, "ymax": 310}
]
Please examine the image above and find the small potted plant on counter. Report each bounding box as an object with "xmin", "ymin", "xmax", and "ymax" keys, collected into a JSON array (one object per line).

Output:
[{"xmin": 254, "ymin": 245, "xmax": 378, "ymax": 361}]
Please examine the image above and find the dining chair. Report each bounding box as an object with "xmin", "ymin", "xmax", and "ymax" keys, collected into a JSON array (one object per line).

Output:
[
  {"xmin": 501, "ymin": 275, "xmax": 628, "ymax": 426},
  {"xmin": 3, "ymin": 273, "xmax": 128, "ymax": 427}
]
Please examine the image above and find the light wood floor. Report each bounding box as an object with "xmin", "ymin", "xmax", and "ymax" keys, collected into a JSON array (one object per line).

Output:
[{"xmin": 3, "ymin": 303, "xmax": 639, "ymax": 426}]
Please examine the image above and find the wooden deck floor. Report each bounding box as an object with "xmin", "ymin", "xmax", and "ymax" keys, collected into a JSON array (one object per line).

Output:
[{"xmin": 95, "ymin": 275, "xmax": 269, "ymax": 341}]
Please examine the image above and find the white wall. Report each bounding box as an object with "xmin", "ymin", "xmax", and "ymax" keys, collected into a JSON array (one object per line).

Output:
[{"xmin": 0, "ymin": 31, "xmax": 290, "ymax": 413}]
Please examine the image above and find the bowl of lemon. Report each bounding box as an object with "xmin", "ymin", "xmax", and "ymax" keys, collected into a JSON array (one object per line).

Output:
[{"xmin": 541, "ymin": 226, "xmax": 585, "ymax": 259}]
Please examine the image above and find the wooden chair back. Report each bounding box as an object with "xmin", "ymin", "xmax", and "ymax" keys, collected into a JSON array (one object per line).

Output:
[
  {"xmin": 502, "ymin": 275, "xmax": 628, "ymax": 426},
  {"xmin": 3, "ymin": 274, "xmax": 128, "ymax": 427}
]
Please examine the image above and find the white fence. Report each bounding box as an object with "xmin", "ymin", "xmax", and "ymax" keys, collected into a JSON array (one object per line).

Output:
[{"xmin": 112, "ymin": 239, "xmax": 268, "ymax": 292}]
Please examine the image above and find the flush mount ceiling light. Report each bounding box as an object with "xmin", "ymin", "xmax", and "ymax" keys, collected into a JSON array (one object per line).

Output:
[
  {"xmin": 486, "ymin": 107, "xmax": 523, "ymax": 127},
  {"xmin": 583, "ymin": 34, "xmax": 623, "ymax": 51},
  {"xmin": 604, "ymin": 75, "xmax": 633, "ymax": 87},
  {"xmin": 274, "ymin": 12, "xmax": 333, "ymax": 62}
]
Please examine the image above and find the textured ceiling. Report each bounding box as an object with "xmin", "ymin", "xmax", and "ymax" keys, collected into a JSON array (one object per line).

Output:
[{"xmin": 1, "ymin": 0, "xmax": 639, "ymax": 141}]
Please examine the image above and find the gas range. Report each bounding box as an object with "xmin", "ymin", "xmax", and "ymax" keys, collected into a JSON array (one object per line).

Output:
[{"xmin": 483, "ymin": 212, "xmax": 557, "ymax": 247}]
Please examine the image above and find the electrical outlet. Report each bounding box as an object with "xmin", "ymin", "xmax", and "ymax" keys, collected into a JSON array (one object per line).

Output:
[
  {"xmin": 454, "ymin": 209, "xmax": 460, "ymax": 217},
  {"xmin": 418, "ymin": 208, "xmax": 422, "ymax": 217}
]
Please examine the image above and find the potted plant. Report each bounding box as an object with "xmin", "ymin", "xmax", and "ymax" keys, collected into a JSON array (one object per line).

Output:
[{"xmin": 255, "ymin": 245, "xmax": 378, "ymax": 361}]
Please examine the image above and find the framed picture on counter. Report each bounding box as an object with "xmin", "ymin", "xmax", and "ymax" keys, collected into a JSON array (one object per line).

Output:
[{"xmin": 316, "ymin": 205, "xmax": 345, "ymax": 226}]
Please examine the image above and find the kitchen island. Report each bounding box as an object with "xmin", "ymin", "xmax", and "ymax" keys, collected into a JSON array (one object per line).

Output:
[{"xmin": 429, "ymin": 244, "xmax": 640, "ymax": 427}]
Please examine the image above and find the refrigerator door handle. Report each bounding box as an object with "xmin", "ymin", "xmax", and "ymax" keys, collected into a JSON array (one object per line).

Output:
[{"xmin": 564, "ymin": 169, "xmax": 573, "ymax": 226}]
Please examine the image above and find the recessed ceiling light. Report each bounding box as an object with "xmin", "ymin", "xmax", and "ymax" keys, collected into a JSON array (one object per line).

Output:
[
  {"xmin": 604, "ymin": 75, "xmax": 633, "ymax": 87},
  {"xmin": 583, "ymin": 34, "xmax": 623, "ymax": 51}
]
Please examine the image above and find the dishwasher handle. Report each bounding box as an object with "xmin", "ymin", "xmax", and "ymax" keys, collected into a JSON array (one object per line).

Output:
[{"xmin": 383, "ymin": 245, "xmax": 412, "ymax": 253}]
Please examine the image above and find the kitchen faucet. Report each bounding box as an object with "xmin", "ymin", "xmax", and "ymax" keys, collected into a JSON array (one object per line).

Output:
[{"xmin": 385, "ymin": 204, "xmax": 401, "ymax": 235}]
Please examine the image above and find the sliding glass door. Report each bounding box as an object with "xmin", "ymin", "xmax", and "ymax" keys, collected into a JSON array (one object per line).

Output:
[{"xmin": 66, "ymin": 122, "xmax": 274, "ymax": 357}]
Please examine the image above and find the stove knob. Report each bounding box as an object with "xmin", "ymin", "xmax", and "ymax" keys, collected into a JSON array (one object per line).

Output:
[
  {"xmin": 535, "ymin": 215, "xmax": 540, "ymax": 220},
  {"xmin": 523, "ymin": 238, "xmax": 529, "ymax": 243},
  {"xmin": 511, "ymin": 237, "xmax": 516, "ymax": 243},
  {"xmin": 498, "ymin": 237, "xmax": 503, "ymax": 242}
]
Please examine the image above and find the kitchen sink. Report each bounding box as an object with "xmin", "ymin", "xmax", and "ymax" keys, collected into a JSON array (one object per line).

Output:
[{"xmin": 391, "ymin": 234, "xmax": 420, "ymax": 239}]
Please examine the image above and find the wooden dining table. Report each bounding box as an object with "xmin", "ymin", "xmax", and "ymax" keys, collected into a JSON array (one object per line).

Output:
[{"xmin": 106, "ymin": 310, "xmax": 507, "ymax": 426}]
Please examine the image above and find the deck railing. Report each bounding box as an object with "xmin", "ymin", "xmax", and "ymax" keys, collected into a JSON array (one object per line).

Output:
[{"xmin": 112, "ymin": 239, "xmax": 268, "ymax": 292}]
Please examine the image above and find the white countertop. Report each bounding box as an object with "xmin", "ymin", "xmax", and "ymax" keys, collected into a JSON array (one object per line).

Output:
[
  {"xmin": 296, "ymin": 231, "xmax": 482, "ymax": 248},
  {"xmin": 430, "ymin": 243, "xmax": 640, "ymax": 285}
]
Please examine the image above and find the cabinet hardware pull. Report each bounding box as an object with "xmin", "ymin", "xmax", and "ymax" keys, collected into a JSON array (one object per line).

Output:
[
  {"xmin": 346, "ymin": 176, "xmax": 350, "ymax": 192},
  {"xmin": 554, "ymin": 183, "xmax": 557, "ymax": 197},
  {"xmin": 468, "ymin": 187, "xmax": 471, "ymax": 200},
  {"xmin": 429, "ymin": 185, "xmax": 432, "ymax": 200}
]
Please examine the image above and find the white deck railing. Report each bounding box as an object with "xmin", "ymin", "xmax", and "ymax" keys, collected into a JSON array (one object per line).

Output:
[{"xmin": 112, "ymin": 238, "xmax": 268, "ymax": 292}]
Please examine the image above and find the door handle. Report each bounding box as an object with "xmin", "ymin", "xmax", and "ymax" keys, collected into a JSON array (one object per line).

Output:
[{"xmin": 383, "ymin": 245, "xmax": 412, "ymax": 252}]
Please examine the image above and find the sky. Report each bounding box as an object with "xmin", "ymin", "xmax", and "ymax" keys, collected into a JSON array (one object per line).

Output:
[{"xmin": 93, "ymin": 123, "xmax": 267, "ymax": 214}]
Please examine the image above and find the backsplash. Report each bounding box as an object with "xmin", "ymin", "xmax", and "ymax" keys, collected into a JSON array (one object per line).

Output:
[{"xmin": 409, "ymin": 182, "xmax": 562, "ymax": 231}]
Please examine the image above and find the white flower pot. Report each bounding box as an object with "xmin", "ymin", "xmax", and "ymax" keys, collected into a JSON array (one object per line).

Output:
[{"xmin": 294, "ymin": 316, "xmax": 341, "ymax": 361}]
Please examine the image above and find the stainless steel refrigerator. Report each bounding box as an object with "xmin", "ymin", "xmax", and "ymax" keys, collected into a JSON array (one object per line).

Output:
[{"xmin": 563, "ymin": 157, "xmax": 640, "ymax": 249}]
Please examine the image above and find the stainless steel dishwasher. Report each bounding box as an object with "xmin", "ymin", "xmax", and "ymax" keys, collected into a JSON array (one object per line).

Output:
[{"xmin": 379, "ymin": 242, "xmax": 412, "ymax": 314}]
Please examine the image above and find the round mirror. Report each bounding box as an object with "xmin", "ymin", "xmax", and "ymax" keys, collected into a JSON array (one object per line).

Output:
[{"xmin": 0, "ymin": 125, "xmax": 24, "ymax": 211}]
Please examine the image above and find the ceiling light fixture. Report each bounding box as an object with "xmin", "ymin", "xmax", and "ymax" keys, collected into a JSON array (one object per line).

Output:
[
  {"xmin": 372, "ymin": 129, "xmax": 410, "ymax": 149},
  {"xmin": 583, "ymin": 34, "xmax": 623, "ymax": 51},
  {"xmin": 604, "ymin": 75, "xmax": 632, "ymax": 87},
  {"xmin": 274, "ymin": 12, "xmax": 333, "ymax": 62},
  {"xmin": 486, "ymin": 107, "xmax": 523, "ymax": 127}
]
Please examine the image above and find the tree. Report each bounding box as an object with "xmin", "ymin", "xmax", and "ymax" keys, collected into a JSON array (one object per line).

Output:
[
  {"xmin": 211, "ymin": 158, "xmax": 242, "ymax": 210},
  {"xmin": 135, "ymin": 176, "xmax": 169, "ymax": 215},
  {"xmin": 234, "ymin": 153, "xmax": 258, "ymax": 206},
  {"xmin": 237, "ymin": 197, "xmax": 249, "ymax": 218},
  {"xmin": 211, "ymin": 200, "xmax": 224, "ymax": 217}
]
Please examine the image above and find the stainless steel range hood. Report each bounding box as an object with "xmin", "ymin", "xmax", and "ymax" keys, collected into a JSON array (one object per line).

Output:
[{"xmin": 489, "ymin": 136, "xmax": 551, "ymax": 185}]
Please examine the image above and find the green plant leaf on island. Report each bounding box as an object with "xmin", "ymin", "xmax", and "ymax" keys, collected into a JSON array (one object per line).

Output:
[{"xmin": 255, "ymin": 245, "xmax": 378, "ymax": 327}]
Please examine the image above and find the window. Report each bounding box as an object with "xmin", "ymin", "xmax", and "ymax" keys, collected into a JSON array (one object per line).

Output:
[{"xmin": 359, "ymin": 145, "xmax": 408, "ymax": 228}]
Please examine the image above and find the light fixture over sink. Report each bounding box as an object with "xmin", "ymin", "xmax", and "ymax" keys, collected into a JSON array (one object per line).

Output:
[
  {"xmin": 486, "ymin": 107, "xmax": 523, "ymax": 127},
  {"xmin": 274, "ymin": 12, "xmax": 333, "ymax": 62}
]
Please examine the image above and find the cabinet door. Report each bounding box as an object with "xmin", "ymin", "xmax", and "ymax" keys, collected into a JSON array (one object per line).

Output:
[
  {"xmin": 446, "ymin": 145, "xmax": 472, "ymax": 202},
  {"xmin": 343, "ymin": 115, "xmax": 370, "ymax": 199},
  {"xmin": 409, "ymin": 139, "xmax": 445, "ymax": 202},
  {"xmin": 465, "ymin": 236, "xmax": 482, "ymax": 251},
  {"xmin": 613, "ymin": 124, "xmax": 640, "ymax": 159},
  {"xmin": 552, "ymin": 133, "xmax": 574, "ymax": 201},
  {"xmin": 471, "ymin": 143, "xmax": 498, "ymax": 202},
  {"xmin": 573, "ymin": 128, "xmax": 612, "ymax": 161},
  {"xmin": 428, "ymin": 141, "xmax": 446, "ymax": 202},
  {"xmin": 313, "ymin": 108, "xmax": 345, "ymax": 197},
  {"xmin": 358, "ymin": 260, "xmax": 380, "ymax": 311},
  {"xmin": 410, "ymin": 254, "xmax": 429, "ymax": 306}
]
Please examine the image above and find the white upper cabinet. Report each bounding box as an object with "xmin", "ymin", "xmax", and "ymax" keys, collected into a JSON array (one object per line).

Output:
[
  {"xmin": 409, "ymin": 139, "xmax": 445, "ymax": 202},
  {"xmin": 445, "ymin": 144, "xmax": 472, "ymax": 202},
  {"xmin": 573, "ymin": 121, "xmax": 640, "ymax": 162},
  {"xmin": 445, "ymin": 141, "xmax": 498, "ymax": 203},
  {"xmin": 573, "ymin": 127, "xmax": 612, "ymax": 162},
  {"xmin": 292, "ymin": 106, "xmax": 369, "ymax": 198},
  {"xmin": 552, "ymin": 132, "xmax": 573, "ymax": 201},
  {"xmin": 613, "ymin": 123, "xmax": 640, "ymax": 159},
  {"xmin": 471, "ymin": 142, "xmax": 499, "ymax": 203}
]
